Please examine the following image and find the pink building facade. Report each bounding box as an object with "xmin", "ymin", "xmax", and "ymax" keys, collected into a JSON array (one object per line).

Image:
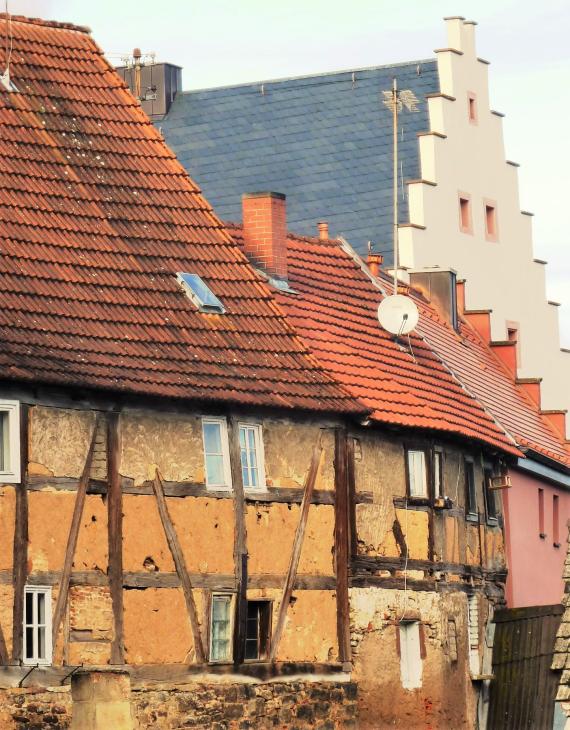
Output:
[{"xmin": 503, "ymin": 464, "xmax": 570, "ymax": 607}]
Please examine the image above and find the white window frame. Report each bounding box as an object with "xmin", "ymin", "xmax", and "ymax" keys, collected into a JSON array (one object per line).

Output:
[
  {"xmin": 239, "ymin": 423, "xmax": 266, "ymax": 491},
  {"xmin": 0, "ymin": 400, "xmax": 20, "ymax": 483},
  {"xmin": 399, "ymin": 621, "xmax": 423, "ymax": 690},
  {"xmin": 23, "ymin": 585, "xmax": 52, "ymax": 665},
  {"xmin": 433, "ymin": 448, "xmax": 444, "ymax": 500},
  {"xmin": 209, "ymin": 593, "xmax": 234, "ymax": 663},
  {"xmin": 406, "ymin": 449, "xmax": 428, "ymax": 498},
  {"xmin": 201, "ymin": 417, "xmax": 232, "ymax": 490}
]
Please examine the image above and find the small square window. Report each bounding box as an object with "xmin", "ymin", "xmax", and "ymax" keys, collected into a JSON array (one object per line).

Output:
[
  {"xmin": 0, "ymin": 400, "xmax": 20, "ymax": 483},
  {"xmin": 464, "ymin": 458, "xmax": 478, "ymax": 520},
  {"xmin": 202, "ymin": 418, "xmax": 232, "ymax": 490},
  {"xmin": 484, "ymin": 202, "xmax": 498, "ymax": 241},
  {"xmin": 23, "ymin": 586, "xmax": 52, "ymax": 665},
  {"xmin": 210, "ymin": 594, "xmax": 233, "ymax": 662},
  {"xmin": 459, "ymin": 195, "xmax": 472, "ymax": 234},
  {"xmin": 406, "ymin": 449, "xmax": 427, "ymax": 498},
  {"xmin": 239, "ymin": 424, "xmax": 265, "ymax": 490},
  {"xmin": 245, "ymin": 600, "xmax": 271, "ymax": 661}
]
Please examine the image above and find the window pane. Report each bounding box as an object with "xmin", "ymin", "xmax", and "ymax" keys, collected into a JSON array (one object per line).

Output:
[
  {"xmin": 25, "ymin": 590, "xmax": 33, "ymax": 625},
  {"xmin": 408, "ymin": 451, "xmax": 427, "ymax": 497},
  {"xmin": 37, "ymin": 592, "xmax": 45, "ymax": 625},
  {"xmin": 25, "ymin": 627, "xmax": 33, "ymax": 659},
  {"xmin": 434, "ymin": 452, "xmax": 443, "ymax": 498},
  {"xmin": 0, "ymin": 412, "xmax": 6, "ymax": 471},
  {"xmin": 205, "ymin": 453, "xmax": 224, "ymax": 486},
  {"xmin": 38, "ymin": 627, "xmax": 46, "ymax": 659},
  {"xmin": 211, "ymin": 596, "xmax": 231, "ymax": 661},
  {"xmin": 203, "ymin": 422, "xmax": 222, "ymax": 454}
]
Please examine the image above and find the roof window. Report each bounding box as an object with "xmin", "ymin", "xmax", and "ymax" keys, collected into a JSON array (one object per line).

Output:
[{"xmin": 176, "ymin": 272, "xmax": 225, "ymax": 313}]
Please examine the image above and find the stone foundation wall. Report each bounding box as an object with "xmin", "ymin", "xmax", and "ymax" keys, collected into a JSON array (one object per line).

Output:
[{"xmin": 0, "ymin": 679, "xmax": 356, "ymax": 729}]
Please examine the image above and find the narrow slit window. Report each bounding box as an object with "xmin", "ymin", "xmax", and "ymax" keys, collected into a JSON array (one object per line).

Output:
[
  {"xmin": 202, "ymin": 418, "xmax": 232, "ymax": 489},
  {"xmin": 210, "ymin": 594, "xmax": 233, "ymax": 662},
  {"xmin": 553, "ymin": 495, "xmax": 560, "ymax": 546},
  {"xmin": 0, "ymin": 400, "xmax": 20, "ymax": 482},
  {"xmin": 399, "ymin": 621, "xmax": 423, "ymax": 689},
  {"xmin": 465, "ymin": 459, "xmax": 478, "ymax": 519},
  {"xmin": 467, "ymin": 595, "xmax": 481, "ymax": 676},
  {"xmin": 538, "ymin": 488, "xmax": 545, "ymax": 537},
  {"xmin": 485, "ymin": 204, "xmax": 498, "ymax": 240},
  {"xmin": 484, "ymin": 466, "xmax": 498, "ymax": 523},
  {"xmin": 23, "ymin": 586, "xmax": 52, "ymax": 665},
  {"xmin": 239, "ymin": 424, "xmax": 265, "ymax": 490},
  {"xmin": 459, "ymin": 196, "xmax": 472, "ymax": 234},
  {"xmin": 176, "ymin": 272, "xmax": 225, "ymax": 313},
  {"xmin": 468, "ymin": 93, "xmax": 477, "ymax": 123},
  {"xmin": 406, "ymin": 449, "xmax": 428, "ymax": 498},
  {"xmin": 433, "ymin": 449, "xmax": 444, "ymax": 500},
  {"xmin": 245, "ymin": 600, "xmax": 271, "ymax": 661}
]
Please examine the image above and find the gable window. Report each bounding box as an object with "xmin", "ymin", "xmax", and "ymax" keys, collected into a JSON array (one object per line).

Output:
[
  {"xmin": 202, "ymin": 418, "xmax": 232, "ymax": 489},
  {"xmin": 483, "ymin": 465, "xmax": 498, "ymax": 524},
  {"xmin": 0, "ymin": 400, "xmax": 20, "ymax": 483},
  {"xmin": 245, "ymin": 600, "xmax": 271, "ymax": 661},
  {"xmin": 210, "ymin": 594, "xmax": 233, "ymax": 662},
  {"xmin": 484, "ymin": 201, "xmax": 498, "ymax": 242},
  {"xmin": 433, "ymin": 449, "xmax": 444, "ymax": 500},
  {"xmin": 23, "ymin": 586, "xmax": 52, "ymax": 665},
  {"xmin": 399, "ymin": 621, "xmax": 423, "ymax": 689},
  {"xmin": 464, "ymin": 458, "xmax": 478, "ymax": 520},
  {"xmin": 459, "ymin": 195, "xmax": 472, "ymax": 234},
  {"xmin": 239, "ymin": 424, "xmax": 265, "ymax": 490}
]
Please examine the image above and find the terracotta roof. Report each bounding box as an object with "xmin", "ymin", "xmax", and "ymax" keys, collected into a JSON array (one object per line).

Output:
[
  {"xmin": 0, "ymin": 15, "xmax": 362, "ymax": 414},
  {"xmin": 416, "ymin": 300, "xmax": 570, "ymax": 467},
  {"xmin": 228, "ymin": 225, "xmax": 520, "ymax": 455}
]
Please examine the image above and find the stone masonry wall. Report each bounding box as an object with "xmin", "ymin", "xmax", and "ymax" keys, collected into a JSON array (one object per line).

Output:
[{"xmin": 0, "ymin": 680, "xmax": 356, "ymax": 729}]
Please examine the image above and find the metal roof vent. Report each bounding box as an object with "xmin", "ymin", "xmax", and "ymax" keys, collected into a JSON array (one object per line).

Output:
[{"xmin": 176, "ymin": 272, "xmax": 225, "ymax": 314}]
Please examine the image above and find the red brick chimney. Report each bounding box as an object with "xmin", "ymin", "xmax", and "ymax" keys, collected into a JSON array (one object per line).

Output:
[{"xmin": 242, "ymin": 192, "xmax": 287, "ymax": 280}]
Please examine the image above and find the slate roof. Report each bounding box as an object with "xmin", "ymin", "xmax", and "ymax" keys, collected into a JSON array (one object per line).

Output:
[
  {"xmin": 0, "ymin": 14, "xmax": 363, "ymax": 414},
  {"xmin": 160, "ymin": 61, "xmax": 439, "ymax": 256},
  {"xmin": 228, "ymin": 224, "xmax": 520, "ymax": 456}
]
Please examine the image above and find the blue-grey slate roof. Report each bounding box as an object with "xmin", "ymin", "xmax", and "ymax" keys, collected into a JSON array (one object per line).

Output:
[{"xmin": 159, "ymin": 59, "xmax": 440, "ymax": 257}]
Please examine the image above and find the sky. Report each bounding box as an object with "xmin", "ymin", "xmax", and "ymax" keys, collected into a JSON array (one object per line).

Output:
[{"xmin": 11, "ymin": 0, "xmax": 570, "ymax": 346}]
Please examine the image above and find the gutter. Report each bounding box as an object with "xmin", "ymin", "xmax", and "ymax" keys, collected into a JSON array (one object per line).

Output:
[{"xmin": 515, "ymin": 456, "xmax": 570, "ymax": 490}]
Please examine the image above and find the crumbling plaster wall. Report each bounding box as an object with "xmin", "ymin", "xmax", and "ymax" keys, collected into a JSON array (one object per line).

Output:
[{"xmin": 350, "ymin": 587, "xmax": 480, "ymax": 729}]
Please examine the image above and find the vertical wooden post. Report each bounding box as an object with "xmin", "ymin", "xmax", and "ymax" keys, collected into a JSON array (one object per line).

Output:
[
  {"xmin": 12, "ymin": 403, "xmax": 29, "ymax": 662},
  {"xmin": 52, "ymin": 415, "xmax": 100, "ymax": 648},
  {"xmin": 334, "ymin": 428, "xmax": 352, "ymax": 666},
  {"xmin": 347, "ymin": 436, "xmax": 357, "ymax": 559},
  {"xmin": 227, "ymin": 416, "xmax": 247, "ymax": 666},
  {"xmin": 107, "ymin": 412, "xmax": 125, "ymax": 664},
  {"xmin": 269, "ymin": 437, "xmax": 323, "ymax": 661},
  {"xmin": 152, "ymin": 471, "xmax": 205, "ymax": 663}
]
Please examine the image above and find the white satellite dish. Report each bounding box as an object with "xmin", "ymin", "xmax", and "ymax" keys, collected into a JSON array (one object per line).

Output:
[{"xmin": 377, "ymin": 294, "xmax": 419, "ymax": 335}]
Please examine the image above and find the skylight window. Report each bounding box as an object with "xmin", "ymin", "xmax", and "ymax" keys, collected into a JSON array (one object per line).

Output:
[{"xmin": 176, "ymin": 272, "xmax": 225, "ymax": 313}]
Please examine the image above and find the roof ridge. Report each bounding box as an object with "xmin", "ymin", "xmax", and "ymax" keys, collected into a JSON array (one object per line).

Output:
[{"xmin": 0, "ymin": 13, "xmax": 91, "ymax": 34}]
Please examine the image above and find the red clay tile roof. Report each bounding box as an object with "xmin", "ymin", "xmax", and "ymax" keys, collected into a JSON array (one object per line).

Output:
[
  {"xmin": 0, "ymin": 15, "xmax": 362, "ymax": 414},
  {"xmin": 227, "ymin": 225, "xmax": 521, "ymax": 456},
  {"xmin": 416, "ymin": 303, "xmax": 570, "ymax": 467}
]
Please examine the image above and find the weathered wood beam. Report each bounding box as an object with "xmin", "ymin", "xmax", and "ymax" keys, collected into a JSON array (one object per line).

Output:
[
  {"xmin": 152, "ymin": 470, "xmax": 205, "ymax": 663},
  {"xmin": 351, "ymin": 554, "xmax": 507, "ymax": 581},
  {"xmin": 51, "ymin": 415, "xmax": 100, "ymax": 648},
  {"xmin": 334, "ymin": 428, "xmax": 351, "ymax": 665},
  {"xmin": 346, "ymin": 436, "xmax": 357, "ymax": 559},
  {"xmin": 269, "ymin": 436, "xmax": 323, "ymax": 662},
  {"xmin": 11, "ymin": 403, "xmax": 29, "ymax": 663},
  {"xmin": 227, "ymin": 416, "xmax": 247, "ymax": 666},
  {"xmin": 106, "ymin": 412, "xmax": 124, "ymax": 664}
]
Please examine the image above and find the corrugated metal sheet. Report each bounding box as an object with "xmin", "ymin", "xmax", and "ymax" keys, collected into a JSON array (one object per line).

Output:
[{"xmin": 488, "ymin": 605, "xmax": 563, "ymax": 730}]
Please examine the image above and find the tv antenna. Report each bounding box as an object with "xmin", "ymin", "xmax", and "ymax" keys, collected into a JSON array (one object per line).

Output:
[{"xmin": 381, "ymin": 79, "xmax": 419, "ymax": 294}]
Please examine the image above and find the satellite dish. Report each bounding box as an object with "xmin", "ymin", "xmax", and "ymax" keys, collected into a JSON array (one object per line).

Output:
[{"xmin": 377, "ymin": 295, "xmax": 419, "ymax": 335}]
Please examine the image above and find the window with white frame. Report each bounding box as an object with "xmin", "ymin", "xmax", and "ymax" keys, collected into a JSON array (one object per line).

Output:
[
  {"xmin": 399, "ymin": 621, "xmax": 423, "ymax": 689},
  {"xmin": 23, "ymin": 585, "xmax": 52, "ymax": 665},
  {"xmin": 209, "ymin": 594, "xmax": 233, "ymax": 662},
  {"xmin": 406, "ymin": 449, "xmax": 427, "ymax": 498},
  {"xmin": 433, "ymin": 449, "xmax": 444, "ymax": 499},
  {"xmin": 0, "ymin": 400, "xmax": 20, "ymax": 483},
  {"xmin": 239, "ymin": 424, "xmax": 265, "ymax": 490},
  {"xmin": 201, "ymin": 418, "xmax": 232, "ymax": 489},
  {"xmin": 467, "ymin": 594, "xmax": 481, "ymax": 676}
]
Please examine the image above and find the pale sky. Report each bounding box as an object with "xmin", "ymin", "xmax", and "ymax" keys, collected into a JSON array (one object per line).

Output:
[{"xmin": 12, "ymin": 0, "xmax": 570, "ymax": 346}]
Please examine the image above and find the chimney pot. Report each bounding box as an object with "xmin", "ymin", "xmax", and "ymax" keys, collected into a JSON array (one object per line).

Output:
[
  {"xmin": 242, "ymin": 192, "xmax": 288, "ymax": 280},
  {"xmin": 367, "ymin": 252, "xmax": 384, "ymax": 277},
  {"xmin": 133, "ymin": 48, "xmax": 142, "ymax": 59},
  {"xmin": 318, "ymin": 221, "xmax": 329, "ymax": 240}
]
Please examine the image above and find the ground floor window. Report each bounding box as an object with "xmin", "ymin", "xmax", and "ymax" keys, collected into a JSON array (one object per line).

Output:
[
  {"xmin": 210, "ymin": 593, "xmax": 233, "ymax": 662},
  {"xmin": 23, "ymin": 586, "xmax": 52, "ymax": 665},
  {"xmin": 245, "ymin": 600, "xmax": 271, "ymax": 660},
  {"xmin": 399, "ymin": 621, "xmax": 423, "ymax": 689}
]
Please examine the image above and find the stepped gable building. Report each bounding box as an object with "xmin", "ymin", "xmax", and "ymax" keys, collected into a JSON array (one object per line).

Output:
[
  {"xmin": 0, "ymin": 13, "xmax": 531, "ymax": 730},
  {"xmin": 156, "ymin": 17, "xmax": 570, "ymax": 438}
]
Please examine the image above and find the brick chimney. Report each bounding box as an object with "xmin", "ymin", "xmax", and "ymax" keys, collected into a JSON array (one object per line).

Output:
[{"xmin": 242, "ymin": 192, "xmax": 287, "ymax": 280}]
